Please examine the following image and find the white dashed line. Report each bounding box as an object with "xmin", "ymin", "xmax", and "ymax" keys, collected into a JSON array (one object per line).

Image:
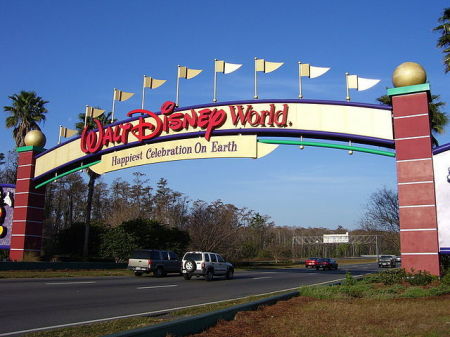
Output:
[
  {"xmin": 252, "ymin": 277, "xmax": 272, "ymax": 280},
  {"xmin": 137, "ymin": 285, "xmax": 178, "ymax": 290},
  {"xmin": 45, "ymin": 281, "xmax": 96, "ymax": 285}
]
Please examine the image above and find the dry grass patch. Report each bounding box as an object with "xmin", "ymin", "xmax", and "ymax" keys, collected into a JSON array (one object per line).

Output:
[{"xmin": 190, "ymin": 295, "xmax": 450, "ymax": 337}]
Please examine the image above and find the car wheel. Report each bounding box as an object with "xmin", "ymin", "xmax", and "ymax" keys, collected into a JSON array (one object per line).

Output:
[
  {"xmin": 134, "ymin": 272, "xmax": 143, "ymax": 277},
  {"xmin": 185, "ymin": 259, "xmax": 196, "ymax": 273},
  {"xmin": 154, "ymin": 267, "xmax": 164, "ymax": 278},
  {"xmin": 205, "ymin": 269, "xmax": 214, "ymax": 281},
  {"xmin": 183, "ymin": 273, "xmax": 191, "ymax": 280},
  {"xmin": 226, "ymin": 269, "xmax": 234, "ymax": 280}
]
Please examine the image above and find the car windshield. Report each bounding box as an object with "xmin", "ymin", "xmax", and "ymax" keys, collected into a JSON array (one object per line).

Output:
[
  {"xmin": 380, "ymin": 255, "xmax": 392, "ymax": 259},
  {"xmin": 184, "ymin": 253, "xmax": 202, "ymax": 261}
]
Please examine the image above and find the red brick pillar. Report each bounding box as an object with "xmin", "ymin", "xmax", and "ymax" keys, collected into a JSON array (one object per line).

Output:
[
  {"xmin": 10, "ymin": 146, "xmax": 46, "ymax": 261},
  {"xmin": 389, "ymin": 83, "xmax": 440, "ymax": 275}
]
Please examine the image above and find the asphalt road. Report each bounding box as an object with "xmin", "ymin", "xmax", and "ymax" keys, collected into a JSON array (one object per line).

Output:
[{"xmin": 0, "ymin": 263, "xmax": 378, "ymax": 336}]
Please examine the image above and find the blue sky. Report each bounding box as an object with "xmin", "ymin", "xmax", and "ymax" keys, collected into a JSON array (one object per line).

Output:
[{"xmin": 1, "ymin": 0, "xmax": 449, "ymax": 228}]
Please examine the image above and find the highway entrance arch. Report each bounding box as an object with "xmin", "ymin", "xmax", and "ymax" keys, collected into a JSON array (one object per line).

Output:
[{"xmin": 8, "ymin": 69, "xmax": 450, "ymax": 276}]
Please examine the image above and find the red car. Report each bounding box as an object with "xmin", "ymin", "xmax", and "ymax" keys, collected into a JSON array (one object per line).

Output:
[
  {"xmin": 305, "ymin": 257, "xmax": 320, "ymax": 268},
  {"xmin": 316, "ymin": 258, "xmax": 338, "ymax": 270}
]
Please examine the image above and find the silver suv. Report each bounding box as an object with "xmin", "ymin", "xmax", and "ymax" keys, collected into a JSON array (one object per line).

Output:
[{"xmin": 181, "ymin": 251, "xmax": 234, "ymax": 281}]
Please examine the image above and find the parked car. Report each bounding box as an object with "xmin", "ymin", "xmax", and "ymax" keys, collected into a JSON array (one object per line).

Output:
[
  {"xmin": 316, "ymin": 258, "xmax": 338, "ymax": 270},
  {"xmin": 181, "ymin": 251, "xmax": 234, "ymax": 281},
  {"xmin": 378, "ymin": 255, "xmax": 396, "ymax": 268},
  {"xmin": 128, "ymin": 249, "xmax": 181, "ymax": 277},
  {"xmin": 395, "ymin": 256, "xmax": 401, "ymax": 263},
  {"xmin": 305, "ymin": 257, "xmax": 320, "ymax": 269}
]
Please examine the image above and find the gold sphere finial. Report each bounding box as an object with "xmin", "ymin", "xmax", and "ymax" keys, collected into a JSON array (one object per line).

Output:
[
  {"xmin": 24, "ymin": 130, "xmax": 46, "ymax": 147},
  {"xmin": 392, "ymin": 62, "xmax": 427, "ymax": 87}
]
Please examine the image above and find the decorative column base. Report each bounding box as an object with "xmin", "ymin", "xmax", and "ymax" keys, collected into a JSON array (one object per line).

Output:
[{"xmin": 10, "ymin": 146, "xmax": 46, "ymax": 261}]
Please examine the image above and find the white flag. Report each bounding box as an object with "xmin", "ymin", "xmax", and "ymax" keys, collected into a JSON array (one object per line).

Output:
[
  {"xmin": 178, "ymin": 66, "xmax": 203, "ymax": 79},
  {"xmin": 215, "ymin": 60, "xmax": 242, "ymax": 74},
  {"xmin": 300, "ymin": 64, "xmax": 330, "ymax": 78},
  {"xmin": 59, "ymin": 126, "xmax": 78, "ymax": 138},
  {"xmin": 347, "ymin": 75, "xmax": 380, "ymax": 91},
  {"xmin": 255, "ymin": 58, "xmax": 284, "ymax": 73}
]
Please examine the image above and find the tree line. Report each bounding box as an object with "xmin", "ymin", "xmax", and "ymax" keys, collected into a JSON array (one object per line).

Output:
[{"xmin": 0, "ymin": 158, "xmax": 401, "ymax": 261}]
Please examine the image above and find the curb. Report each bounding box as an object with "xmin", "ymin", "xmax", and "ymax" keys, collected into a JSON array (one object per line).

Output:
[{"xmin": 103, "ymin": 291, "xmax": 299, "ymax": 337}]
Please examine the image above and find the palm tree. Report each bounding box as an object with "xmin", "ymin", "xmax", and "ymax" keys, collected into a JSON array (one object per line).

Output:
[
  {"xmin": 433, "ymin": 8, "xmax": 450, "ymax": 73},
  {"xmin": 75, "ymin": 111, "xmax": 115, "ymax": 258},
  {"xmin": 377, "ymin": 94, "xmax": 448, "ymax": 146},
  {"xmin": 4, "ymin": 91, "xmax": 48, "ymax": 147}
]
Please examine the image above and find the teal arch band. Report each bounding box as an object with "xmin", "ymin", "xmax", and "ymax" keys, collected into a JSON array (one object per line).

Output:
[
  {"xmin": 258, "ymin": 139, "xmax": 395, "ymax": 157},
  {"xmin": 34, "ymin": 160, "xmax": 101, "ymax": 189}
]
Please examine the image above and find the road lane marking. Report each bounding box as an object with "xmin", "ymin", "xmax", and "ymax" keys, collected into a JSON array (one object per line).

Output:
[
  {"xmin": 45, "ymin": 281, "xmax": 96, "ymax": 285},
  {"xmin": 1, "ymin": 273, "xmax": 367, "ymax": 336},
  {"xmin": 137, "ymin": 285, "xmax": 178, "ymax": 290},
  {"xmin": 252, "ymin": 277, "xmax": 272, "ymax": 280}
]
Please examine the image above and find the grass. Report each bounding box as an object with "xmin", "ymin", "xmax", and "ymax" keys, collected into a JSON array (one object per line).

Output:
[
  {"xmin": 187, "ymin": 272, "xmax": 450, "ymax": 337},
  {"xmin": 188, "ymin": 295, "xmax": 450, "ymax": 337},
  {"xmin": 0, "ymin": 269, "xmax": 131, "ymax": 279},
  {"xmin": 21, "ymin": 292, "xmax": 292, "ymax": 337}
]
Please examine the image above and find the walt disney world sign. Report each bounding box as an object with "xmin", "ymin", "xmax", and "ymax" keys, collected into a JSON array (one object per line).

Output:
[{"xmin": 33, "ymin": 99, "xmax": 393, "ymax": 181}]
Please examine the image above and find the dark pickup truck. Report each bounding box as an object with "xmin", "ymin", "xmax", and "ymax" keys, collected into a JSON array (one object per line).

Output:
[{"xmin": 128, "ymin": 249, "xmax": 182, "ymax": 277}]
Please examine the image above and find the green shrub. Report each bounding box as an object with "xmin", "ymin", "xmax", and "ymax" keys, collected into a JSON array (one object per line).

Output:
[
  {"xmin": 406, "ymin": 270, "xmax": 435, "ymax": 286},
  {"xmin": 401, "ymin": 286, "xmax": 429, "ymax": 298},
  {"xmin": 440, "ymin": 272, "xmax": 450, "ymax": 285},
  {"xmin": 300, "ymin": 285, "xmax": 343, "ymax": 299},
  {"xmin": 341, "ymin": 284, "xmax": 372, "ymax": 298},
  {"xmin": 429, "ymin": 284, "xmax": 450, "ymax": 296},
  {"xmin": 378, "ymin": 268, "xmax": 407, "ymax": 285},
  {"xmin": 343, "ymin": 272, "xmax": 357, "ymax": 286}
]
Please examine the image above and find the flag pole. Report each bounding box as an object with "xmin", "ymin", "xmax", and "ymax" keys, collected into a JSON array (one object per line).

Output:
[
  {"xmin": 213, "ymin": 59, "xmax": 218, "ymax": 102},
  {"xmin": 112, "ymin": 88, "xmax": 116, "ymax": 123},
  {"xmin": 345, "ymin": 73, "xmax": 351, "ymax": 102},
  {"xmin": 298, "ymin": 62, "xmax": 303, "ymax": 99},
  {"xmin": 254, "ymin": 57, "xmax": 258, "ymax": 99},
  {"xmin": 142, "ymin": 76, "xmax": 146, "ymax": 110},
  {"xmin": 176, "ymin": 65, "xmax": 181, "ymax": 106},
  {"xmin": 84, "ymin": 105, "xmax": 88, "ymax": 127},
  {"xmin": 58, "ymin": 125, "xmax": 62, "ymax": 144}
]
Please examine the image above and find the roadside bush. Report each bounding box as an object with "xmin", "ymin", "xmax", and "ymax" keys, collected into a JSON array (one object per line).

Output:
[
  {"xmin": 405, "ymin": 270, "xmax": 435, "ymax": 286},
  {"xmin": 440, "ymin": 272, "xmax": 450, "ymax": 285},
  {"xmin": 300, "ymin": 285, "xmax": 344, "ymax": 299},
  {"xmin": 401, "ymin": 286, "xmax": 429, "ymax": 298},
  {"xmin": 343, "ymin": 272, "xmax": 357, "ymax": 286},
  {"xmin": 341, "ymin": 284, "xmax": 372, "ymax": 298},
  {"xmin": 429, "ymin": 284, "xmax": 450, "ymax": 296},
  {"xmin": 377, "ymin": 268, "xmax": 407, "ymax": 285}
]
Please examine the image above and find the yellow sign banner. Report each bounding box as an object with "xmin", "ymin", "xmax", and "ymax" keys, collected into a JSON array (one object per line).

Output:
[{"xmin": 90, "ymin": 135, "xmax": 277, "ymax": 175}]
